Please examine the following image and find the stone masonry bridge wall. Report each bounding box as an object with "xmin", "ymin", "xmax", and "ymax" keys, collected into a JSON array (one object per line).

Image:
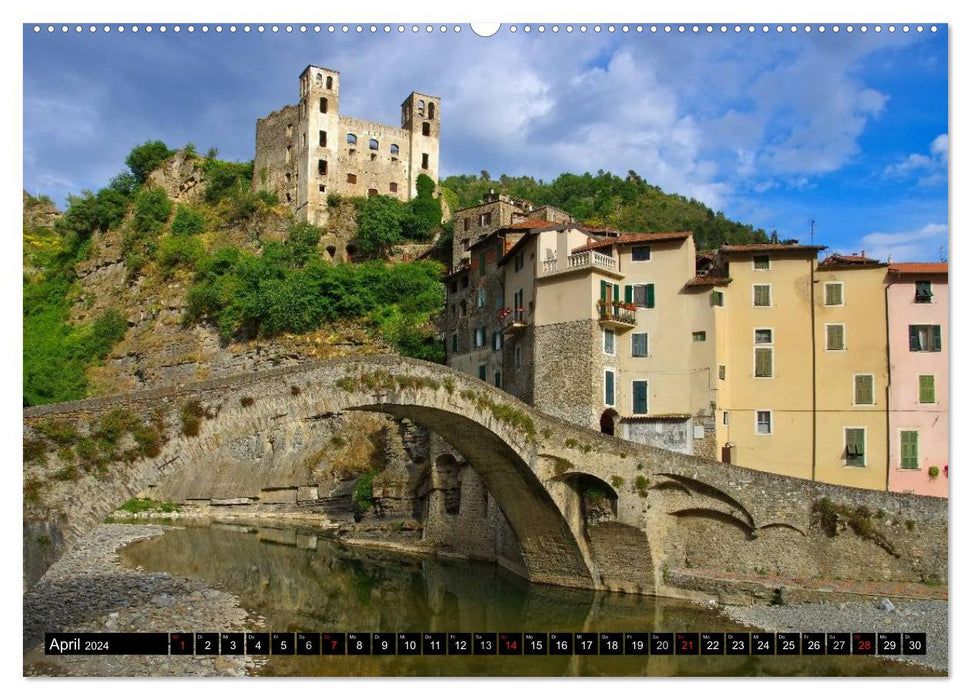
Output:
[{"xmin": 24, "ymin": 356, "xmax": 947, "ymax": 600}]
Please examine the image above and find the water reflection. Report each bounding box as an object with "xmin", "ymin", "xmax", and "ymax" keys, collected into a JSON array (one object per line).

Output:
[{"xmin": 119, "ymin": 523, "xmax": 935, "ymax": 677}]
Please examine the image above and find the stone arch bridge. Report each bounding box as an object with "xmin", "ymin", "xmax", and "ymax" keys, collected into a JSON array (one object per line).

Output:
[{"xmin": 24, "ymin": 356, "xmax": 946, "ymax": 599}]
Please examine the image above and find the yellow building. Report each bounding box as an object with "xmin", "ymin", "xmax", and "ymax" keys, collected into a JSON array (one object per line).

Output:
[
  {"xmin": 813, "ymin": 254, "xmax": 890, "ymax": 490},
  {"xmin": 707, "ymin": 244, "xmax": 823, "ymax": 480}
]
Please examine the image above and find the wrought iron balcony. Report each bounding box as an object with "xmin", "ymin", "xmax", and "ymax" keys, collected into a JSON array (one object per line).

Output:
[{"xmin": 597, "ymin": 300, "xmax": 637, "ymax": 330}]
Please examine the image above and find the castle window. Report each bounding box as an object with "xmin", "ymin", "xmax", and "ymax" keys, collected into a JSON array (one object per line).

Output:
[
  {"xmin": 422, "ymin": 153, "xmax": 429, "ymax": 169},
  {"xmin": 316, "ymin": 73, "xmax": 322, "ymax": 85},
  {"xmin": 428, "ymin": 102, "xmax": 435, "ymax": 119},
  {"xmin": 318, "ymin": 159, "xmax": 327, "ymax": 176},
  {"xmin": 319, "ymin": 185, "xmax": 326, "ymax": 193},
  {"xmin": 286, "ymin": 193, "xmax": 292, "ymax": 203},
  {"xmin": 319, "ymin": 130, "xmax": 327, "ymax": 147},
  {"xmin": 422, "ymin": 121, "xmax": 431, "ymax": 136},
  {"xmin": 390, "ymin": 144, "xmax": 400, "ymax": 156},
  {"xmin": 285, "ymin": 172, "xmax": 291, "ymax": 184},
  {"xmin": 285, "ymin": 123, "xmax": 293, "ymax": 138},
  {"xmin": 319, "ymin": 97, "xmax": 328, "ymax": 113},
  {"xmin": 285, "ymin": 145, "xmax": 292, "ymax": 164},
  {"xmin": 326, "ymin": 76, "xmax": 333, "ymax": 89},
  {"xmin": 370, "ymin": 153, "xmax": 377, "ymax": 161},
  {"xmin": 418, "ymin": 99, "xmax": 425, "ymax": 117},
  {"xmin": 369, "ymin": 138, "xmax": 379, "ymax": 150},
  {"xmin": 390, "ymin": 182, "xmax": 398, "ymax": 193},
  {"xmin": 347, "ymin": 173, "xmax": 357, "ymax": 184},
  {"xmin": 368, "ymin": 188, "xmax": 378, "ymax": 197},
  {"xmin": 347, "ymin": 133, "xmax": 357, "ymax": 145},
  {"xmin": 464, "ymin": 218, "xmax": 471, "ymax": 231}
]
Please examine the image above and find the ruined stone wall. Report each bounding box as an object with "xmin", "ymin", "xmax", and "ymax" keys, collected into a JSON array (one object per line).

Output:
[
  {"xmin": 253, "ymin": 105, "xmax": 300, "ymax": 208},
  {"xmin": 330, "ymin": 115, "xmax": 411, "ymax": 201}
]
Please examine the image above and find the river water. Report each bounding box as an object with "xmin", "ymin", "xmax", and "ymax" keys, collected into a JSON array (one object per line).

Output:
[{"xmin": 118, "ymin": 522, "xmax": 935, "ymax": 677}]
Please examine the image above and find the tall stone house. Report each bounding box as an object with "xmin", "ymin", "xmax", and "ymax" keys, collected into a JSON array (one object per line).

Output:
[
  {"xmin": 443, "ymin": 224, "xmax": 949, "ymax": 495},
  {"xmin": 450, "ymin": 192, "xmax": 574, "ymax": 269},
  {"xmin": 253, "ymin": 65, "xmax": 440, "ymax": 226}
]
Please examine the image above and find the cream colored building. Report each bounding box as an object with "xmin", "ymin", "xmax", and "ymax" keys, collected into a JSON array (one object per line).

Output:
[{"xmin": 493, "ymin": 229, "xmax": 718, "ymax": 456}]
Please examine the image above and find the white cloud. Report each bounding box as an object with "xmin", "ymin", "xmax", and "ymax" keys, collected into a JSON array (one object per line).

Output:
[
  {"xmin": 882, "ymin": 133, "xmax": 948, "ymax": 187},
  {"xmin": 855, "ymin": 222, "xmax": 948, "ymax": 262}
]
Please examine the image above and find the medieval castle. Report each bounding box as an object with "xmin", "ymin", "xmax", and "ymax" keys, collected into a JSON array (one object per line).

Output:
[{"xmin": 253, "ymin": 65, "xmax": 440, "ymax": 226}]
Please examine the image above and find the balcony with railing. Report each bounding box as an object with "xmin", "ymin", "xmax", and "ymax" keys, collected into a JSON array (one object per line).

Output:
[
  {"xmin": 538, "ymin": 250, "xmax": 622, "ymax": 279},
  {"xmin": 498, "ymin": 307, "xmax": 529, "ymax": 334},
  {"xmin": 597, "ymin": 300, "xmax": 637, "ymax": 330}
]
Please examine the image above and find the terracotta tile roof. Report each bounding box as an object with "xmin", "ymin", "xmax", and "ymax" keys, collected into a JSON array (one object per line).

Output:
[
  {"xmin": 817, "ymin": 252, "xmax": 886, "ymax": 270},
  {"xmin": 721, "ymin": 243, "xmax": 826, "ymax": 253},
  {"xmin": 502, "ymin": 218, "xmax": 558, "ymax": 231},
  {"xmin": 888, "ymin": 262, "xmax": 948, "ymax": 275},
  {"xmin": 572, "ymin": 231, "xmax": 692, "ymax": 254},
  {"xmin": 685, "ymin": 276, "xmax": 731, "ymax": 287}
]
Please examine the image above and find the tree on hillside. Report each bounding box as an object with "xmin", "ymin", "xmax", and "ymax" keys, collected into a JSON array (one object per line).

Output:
[
  {"xmin": 401, "ymin": 173, "xmax": 442, "ymax": 241},
  {"xmin": 356, "ymin": 195, "xmax": 405, "ymax": 258},
  {"xmin": 125, "ymin": 140, "xmax": 175, "ymax": 184}
]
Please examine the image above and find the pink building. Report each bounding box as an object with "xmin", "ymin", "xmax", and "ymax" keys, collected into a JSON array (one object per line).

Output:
[{"xmin": 887, "ymin": 263, "xmax": 948, "ymax": 497}]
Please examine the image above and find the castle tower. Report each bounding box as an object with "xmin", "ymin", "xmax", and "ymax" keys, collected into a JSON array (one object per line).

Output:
[
  {"xmin": 401, "ymin": 92, "xmax": 441, "ymax": 198},
  {"xmin": 299, "ymin": 65, "xmax": 340, "ymax": 224}
]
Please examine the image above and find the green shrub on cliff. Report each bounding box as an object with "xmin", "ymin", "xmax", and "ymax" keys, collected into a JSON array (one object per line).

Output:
[{"xmin": 126, "ymin": 140, "xmax": 175, "ymax": 184}]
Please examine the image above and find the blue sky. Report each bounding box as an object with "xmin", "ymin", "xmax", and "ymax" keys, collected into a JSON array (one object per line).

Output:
[{"xmin": 23, "ymin": 23, "xmax": 948, "ymax": 261}]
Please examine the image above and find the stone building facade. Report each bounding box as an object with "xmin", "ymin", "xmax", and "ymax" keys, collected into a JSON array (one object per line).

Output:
[
  {"xmin": 253, "ymin": 65, "xmax": 440, "ymax": 226},
  {"xmin": 450, "ymin": 192, "xmax": 573, "ymax": 268}
]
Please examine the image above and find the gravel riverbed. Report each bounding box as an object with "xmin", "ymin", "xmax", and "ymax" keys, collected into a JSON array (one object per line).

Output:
[
  {"xmin": 23, "ymin": 524, "xmax": 266, "ymax": 677},
  {"xmin": 722, "ymin": 599, "xmax": 948, "ymax": 674}
]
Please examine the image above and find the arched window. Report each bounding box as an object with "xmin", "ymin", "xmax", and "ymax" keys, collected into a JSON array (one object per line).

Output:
[
  {"xmin": 390, "ymin": 144, "xmax": 400, "ymax": 156},
  {"xmin": 325, "ymin": 76, "xmax": 333, "ymax": 89},
  {"xmin": 417, "ymin": 99, "xmax": 425, "ymax": 117},
  {"xmin": 422, "ymin": 122, "xmax": 431, "ymax": 136},
  {"xmin": 368, "ymin": 138, "xmax": 379, "ymax": 150},
  {"xmin": 428, "ymin": 102, "xmax": 435, "ymax": 119},
  {"xmin": 315, "ymin": 73, "xmax": 322, "ymax": 85},
  {"xmin": 346, "ymin": 133, "xmax": 357, "ymax": 145}
]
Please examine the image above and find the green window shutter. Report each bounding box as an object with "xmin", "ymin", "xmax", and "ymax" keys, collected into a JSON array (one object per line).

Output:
[
  {"xmin": 846, "ymin": 428, "xmax": 865, "ymax": 465},
  {"xmin": 932, "ymin": 325, "xmax": 942, "ymax": 351},
  {"xmin": 855, "ymin": 376, "xmax": 873, "ymax": 404},
  {"xmin": 613, "ymin": 283, "xmax": 620, "ymax": 303},
  {"xmin": 909, "ymin": 325, "xmax": 920, "ymax": 351},
  {"xmin": 646, "ymin": 283, "xmax": 655, "ymax": 308},
  {"xmin": 827, "ymin": 325, "xmax": 844, "ymax": 350},
  {"xmin": 632, "ymin": 381, "xmax": 648, "ymax": 414},
  {"xmin": 755, "ymin": 348, "xmax": 772, "ymax": 377},
  {"xmin": 600, "ymin": 280, "xmax": 609, "ymax": 301},
  {"xmin": 901, "ymin": 431, "xmax": 919, "ymax": 469},
  {"xmin": 604, "ymin": 371, "xmax": 615, "ymax": 406},
  {"xmin": 625, "ymin": 285, "xmax": 633, "ymax": 304},
  {"xmin": 919, "ymin": 375, "xmax": 935, "ymax": 403}
]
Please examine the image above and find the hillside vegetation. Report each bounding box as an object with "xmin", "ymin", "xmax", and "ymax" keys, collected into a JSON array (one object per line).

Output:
[
  {"xmin": 441, "ymin": 170, "xmax": 769, "ymax": 250},
  {"xmin": 23, "ymin": 142, "xmax": 444, "ymax": 406}
]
